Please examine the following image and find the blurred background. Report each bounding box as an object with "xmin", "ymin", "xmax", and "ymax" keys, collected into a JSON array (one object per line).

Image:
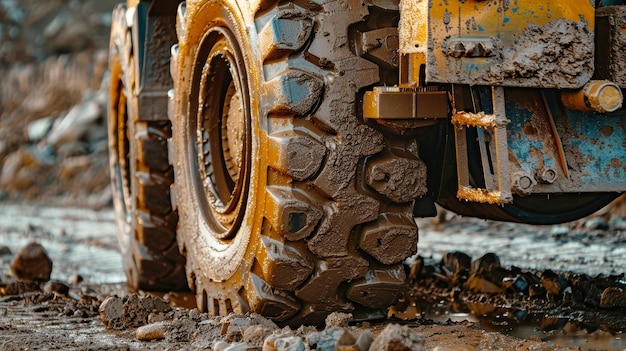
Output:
[{"xmin": 0, "ymin": 0, "xmax": 119, "ymax": 207}]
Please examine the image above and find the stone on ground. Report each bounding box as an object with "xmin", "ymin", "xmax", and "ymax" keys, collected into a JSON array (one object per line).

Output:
[{"xmin": 10, "ymin": 242, "xmax": 53, "ymax": 282}]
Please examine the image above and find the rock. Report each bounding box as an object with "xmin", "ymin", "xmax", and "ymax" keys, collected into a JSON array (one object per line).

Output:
[
  {"xmin": 506, "ymin": 275, "xmax": 529, "ymax": 294},
  {"xmin": 99, "ymin": 296, "xmax": 124, "ymax": 330},
  {"xmin": 10, "ymin": 242, "xmax": 53, "ymax": 282},
  {"xmin": 214, "ymin": 342, "xmax": 251, "ymax": 351},
  {"xmin": 471, "ymin": 253, "xmax": 500, "ymax": 273},
  {"xmin": 0, "ymin": 280, "xmax": 41, "ymax": 296},
  {"xmin": 46, "ymin": 100, "xmax": 102, "ymax": 148},
  {"xmin": 307, "ymin": 327, "xmax": 345, "ymax": 351},
  {"xmin": 325, "ymin": 312, "xmax": 352, "ymax": 328},
  {"xmin": 274, "ymin": 336, "xmax": 306, "ymax": 351},
  {"xmin": 263, "ymin": 329, "xmax": 296, "ymax": 351},
  {"xmin": 610, "ymin": 216, "xmax": 626, "ymax": 230},
  {"xmin": 43, "ymin": 281, "xmax": 70, "ymax": 296},
  {"xmin": 56, "ymin": 141, "xmax": 88, "ymax": 158},
  {"xmin": 583, "ymin": 217, "xmax": 609, "ymax": 230},
  {"xmin": 85, "ymin": 121, "xmax": 108, "ymax": 145},
  {"xmin": 354, "ymin": 330, "xmax": 374, "ymax": 351},
  {"xmin": 540, "ymin": 270, "xmax": 569, "ymax": 296},
  {"xmin": 221, "ymin": 313, "xmax": 278, "ymax": 342},
  {"xmin": 72, "ymin": 309, "xmax": 88, "ymax": 318},
  {"xmin": 432, "ymin": 346, "xmax": 477, "ymax": 351},
  {"xmin": 441, "ymin": 251, "xmax": 472, "ymax": 274},
  {"xmin": 0, "ymin": 245, "xmax": 11, "ymax": 255},
  {"xmin": 243, "ymin": 325, "xmax": 274, "ymax": 348},
  {"xmin": 369, "ymin": 324, "xmax": 425, "ymax": 351},
  {"xmin": 59, "ymin": 155, "xmax": 90, "ymax": 179},
  {"xmin": 550, "ymin": 225, "xmax": 569, "ymax": 237},
  {"xmin": 67, "ymin": 273, "xmax": 83, "ymax": 285},
  {"xmin": 464, "ymin": 273, "xmax": 501, "ymax": 294},
  {"xmin": 136, "ymin": 321, "xmax": 170, "ymax": 341},
  {"xmin": 584, "ymin": 284, "xmax": 602, "ymax": 307},
  {"xmin": 0, "ymin": 148, "xmax": 39, "ymax": 190},
  {"xmin": 599, "ymin": 287, "xmax": 626, "ymax": 308},
  {"xmin": 335, "ymin": 329, "xmax": 373, "ymax": 351},
  {"xmin": 528, "ymin": 283, "xmax": 546, "ymax": 299},
  {"xmin": 214, "ymin": 340, "xmax": 231, "ymax": 351},
  {"xmin": 43, "ymin": 9, "xmax": 94, "ymax": 55},
  {"xmin": 27, "ymin": 116, "xmax": 55, "ymax": 142}
]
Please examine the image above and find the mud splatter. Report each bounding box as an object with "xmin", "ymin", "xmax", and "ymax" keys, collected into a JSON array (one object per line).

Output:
[{"xmin": 491, "ymin": 18, "xmax": 594, "ymax": 88}]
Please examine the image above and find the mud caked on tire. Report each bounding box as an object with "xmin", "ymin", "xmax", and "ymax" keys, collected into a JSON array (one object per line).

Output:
[
  {"xmin": 108, "ymin": 4, "xmax": 187, "ymax": 292},
  {"xmin": 170, "ymin": 0, "xmax": 426, "ymax": 324}
]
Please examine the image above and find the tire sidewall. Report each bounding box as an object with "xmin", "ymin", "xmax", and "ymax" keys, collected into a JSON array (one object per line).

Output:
[
  {"xmin": 108, "ymin": 5, "xmax": 133, "ymax": 258},
  {"xmin": 174, "ymin": 0, "xmax": 264, "ymax": 284}
]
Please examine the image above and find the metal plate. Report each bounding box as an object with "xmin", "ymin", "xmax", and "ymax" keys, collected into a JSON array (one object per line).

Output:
[{"xmin": 424, "ymin": 0, "xmax": 595, "ymax": 88}]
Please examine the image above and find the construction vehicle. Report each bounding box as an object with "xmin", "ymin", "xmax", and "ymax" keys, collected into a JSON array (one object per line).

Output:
[{"xmin": 107, "ymin": 0, "xmax": 626, "ymax": 325}]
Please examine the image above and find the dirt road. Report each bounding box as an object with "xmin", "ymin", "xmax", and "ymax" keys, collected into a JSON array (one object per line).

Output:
[{"xmin": 1, "ymin": 203, "xmax": 625, "ymax": 350}]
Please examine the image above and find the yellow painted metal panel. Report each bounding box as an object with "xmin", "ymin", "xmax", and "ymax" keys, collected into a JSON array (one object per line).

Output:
[{"xmin": 424, "ymin": 0, "xmax": 595, "ymax": 88}]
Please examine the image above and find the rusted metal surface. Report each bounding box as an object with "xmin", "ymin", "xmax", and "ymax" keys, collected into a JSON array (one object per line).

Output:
[
  {"xmin": 560, "ymin": 80, "xmax": 624, "ymax": 113},
  {"xmin": 419, "ymin": 0, "xmax": 595, "ymax": 88},
  {"xmin": 506, "ymin": 89, "xmax": 626, "ymax": 194},
  {"xmin": 450, "ymin": 83, "xmax": 626, "ymax": 204},
  {"xmin": 453, "ymin": 86, "xmax": 512, "ymax": 204}
]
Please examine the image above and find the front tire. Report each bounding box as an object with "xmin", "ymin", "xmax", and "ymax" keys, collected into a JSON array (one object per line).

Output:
[{"xmin": 172, "ymin": 0, "xmax": 425, "ymax": 325}]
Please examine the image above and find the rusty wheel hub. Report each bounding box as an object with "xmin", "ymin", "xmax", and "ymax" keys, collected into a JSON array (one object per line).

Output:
[{"xmin": 195, "ymin": 28, "xmax": 250, "ymax": 241}]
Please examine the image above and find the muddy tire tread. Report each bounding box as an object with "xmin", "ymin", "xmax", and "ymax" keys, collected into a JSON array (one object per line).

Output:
[
  {"xmin": 173, "ymin": 0, "xmax": 424, "ymax": 325},
  {"xmin": 109, "ymin": 4, "xmax": 187, "ymax": 292},
  {"xmin": 252, "ymin": 0, "xmax": 422, "ymax": 324}
]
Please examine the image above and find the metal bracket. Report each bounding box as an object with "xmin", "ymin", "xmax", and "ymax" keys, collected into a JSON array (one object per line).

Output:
[
  {"xmin": 363, "ymin": 86, "xmax": 448, "ymax": 120},
  {"xmin": 452, "ymin": 86, "xmax": 513, "ymax": 204}
]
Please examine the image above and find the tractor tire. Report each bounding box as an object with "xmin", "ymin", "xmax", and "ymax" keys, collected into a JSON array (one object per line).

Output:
[
  {"xmin": 108, "ymin": 4, "xmax": 187, "ymax": 292},
  {"xmin": 170, "ymin": 0, "xmax": 426, "ymax": 325}
]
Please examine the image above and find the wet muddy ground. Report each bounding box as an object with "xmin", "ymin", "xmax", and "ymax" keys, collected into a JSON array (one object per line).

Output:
[{"xmin": 1, "ymin": 203, "xmax": 625, "ymax": 350}]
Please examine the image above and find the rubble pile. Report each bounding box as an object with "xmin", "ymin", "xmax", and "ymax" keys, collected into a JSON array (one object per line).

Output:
[
  {"xmin": 1, "ymin": 241, "xmax": 620, "ymax": 350},
  {"xmin": 97, "ymin": 294, "xmax": 427, "ymax": 351},
  {"xmin": 0, "ymin": 241, "xmax": 104, "ymax": 320},
  {"xmin": 0, "ymin": 0, "xmax": 116, "ymax": 207},
  {"xmin": 403, "ymin": 251, "xmax": 626, "ymax": 325}
]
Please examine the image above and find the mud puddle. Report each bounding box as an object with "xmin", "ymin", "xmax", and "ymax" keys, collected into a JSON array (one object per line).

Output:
[{"xmin": 391, "ymin": 295, "xmax": 626, "ymax": 350}]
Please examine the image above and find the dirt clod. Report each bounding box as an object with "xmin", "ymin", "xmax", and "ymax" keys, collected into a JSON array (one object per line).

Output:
[
  {"xmin": 273, "ymin": 336, "xmax": 306, "ymax": 351},
  {"xmin": 136, "ymin": 321, "xmax": 170, "ymax": 341},
  {"xmin": 369, "ymin": 324, "xmax": 425, "ymax": 351},
  {"xmin": 122, "ymin": 294, "xmax": 172, "ymax": 328},
  {"xmin": 307, "ymin": 327, "xmax": 345, "ymax": 351},
  {"xmin": 599, "ymin": 286, "xmax": 626, "ymax": 308},
  {"xmin": 242, "ymin": 325, "xmax": 274, "ymax": 347},
  {"xmin": 43, "ymin": 281, "xmax": 70, "ymax": 296},
  {"xmin": 99, "ymin": 295, "xmax": 123, "ymax": 329},
  {"xmin": 10, "ymin": 242, "xmax": 53, "ymax": 282},
  {"xmin": 0, "ymin": 245, "xmax": 11, "ymax": 255},
  {"xmin": 0, "ymin": 280, "xmax": 41, "ymax": 296},
  {"xmin": 325, "ymin": 312, "xmax": 352, "ymax": 328}
]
